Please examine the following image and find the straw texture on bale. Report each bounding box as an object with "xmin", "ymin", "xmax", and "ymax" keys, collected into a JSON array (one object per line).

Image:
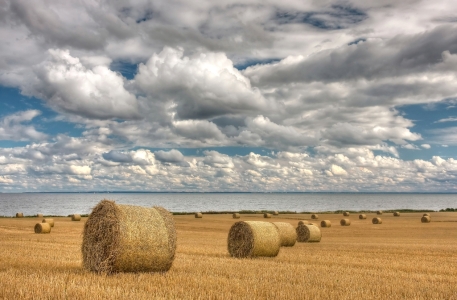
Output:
[
  {"xmin": 71, "ymin": 214, "xmax": 81, "ymax": 221},
  {"xmin": 195, "ymin": 212, "xmax": 202, "ymax": 218},
  {"xmin": 37, "ymin": 213, "xmax": 43, "ymax": 218},
  {"xmin": 311, "ymin": 214, "xmax": 318, "ymax": 219},
  {"xmin": 320, "ymin": 220, "xmax": 331, "ymax": 227},
  {"xmin": 340, "ymin": 219, "xmax": 351, "ymax": 226},
  {"xmin": 233, "ymin": 213, "xmax": 240, "ymax": 219},
  {"xmin": 82, "ymin": 200, "xmax": 177, "ymax": 274},
  {"xmin": 393, "ymin": 212, "xmax": 400, "ymax": 217},
  {"xmin": 421, "ymin": 216, "xmax": 431, "ymax": 223},
  {"xmin": 263, "ymin": 213, "xmax": 272, "ymax": 218},
  {"xmin": 296, "ymin": 224, "xmax": 321, "ymax": 242},
  {"xmin": 359, "ymin": 214, "xmax": 367, "ymax": 219},
  {"xmin": 16, "ymin": 213, "xmax": 23, "ymax": 218},
  {"xmin": 272, "ymin": 222, "xmax": 297, "ymax": 247},
  {"xmin": 42, "ymin": 219, "xmax": 54, "ymax": 227},
  {"xmin": 372, "ymin": 217, "xmax": 382, "ymax": 224},
  {"xmin": 343, "ymin": 212, "xmax": 350, "ymax": 216},
  {"xmin": 34, "ymin": 223, "xmax": 51, "ymax": 234},
  {"xmin": 273, "ymin": 211, "xmax": 279, "ymax": 216},
  {"xmin": 423, "ymin": 213, "xmax": 430, "ymax": 217},
  {"xmin": 227, "ymin": 221, "xmax": 280, "ymax": 258},
  {"xmin": 377, "ymin": 211, "xmax": 383, "ymax": 215}
]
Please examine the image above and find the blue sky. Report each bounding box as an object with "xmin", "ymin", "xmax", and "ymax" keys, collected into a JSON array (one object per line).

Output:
[{"xmin": 1, "ymin": 0, "xmax": 457, "ymax": 192}]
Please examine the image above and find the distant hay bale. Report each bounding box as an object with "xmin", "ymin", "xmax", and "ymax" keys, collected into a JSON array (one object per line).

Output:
[
  {"xmin": 423, "ymin": 213, "xmax": 430, "ymax": 217},
  {"xmin": 263, "ymin": 213, "xmax": 272, "ymax": 218},
  {"xmin": 296, "ymin": 224, "xmax": 321, "ymax": 242},
  {"xmin": 372, "ymin": 217, "xmax": 382, "ymax": 224},
  {"xmin": 37, "ymin": 213, "xmax": 43, "ymax": 218},
  {"xmin": 34, "ymin": 223, "xmax": 51, "ymax": 234},
  {"xmin": 340, "ymin": 219, "xmax": 351, "ymax": 226},
  {"xmin": 195, "ymin": 212, "xmax": 203, "ymax": 218},
  {"xmin": 272, "ymin": 222, "xmax": 297, "ymax": 247},
  {"xmin": 16, "ymin": 212, "xmax": 23, "ymax": 218},
  {"xmin": 393, "ymin": 212, "xmax": 400, "ymax": 217},
  {"xmin": 71, "ymin": 214, "xmax": 81, "ymax": 221},
  {"xmin": 320, "ymin": 220, "xmax": 331, "ymax": 227},
  {"xmin": 343, "ymin": 212, "xmax": 350, "ymax": 216},
  {"xmin": 227, "ymin": 221, "xmax": 280, "ymax": 258},
  {"xmin": 42, "ymin": 219, "xmax": 54, "ymax": 227},
  {"xmin": 377, "ymin": 210, "xmax": 383, "ymax": 215},
  {"xmin": 298, "ymin": 220, "xmax": 311, "ymax": 226},
  {"xmin": 233, "ymin": 213, "xmax": 240, "ymax": 219},
  {"xmin": 421, "ymin": 216, "xmax": 431, "ymax": 223},
  {"xmin": 311, "ymin": 214, "xmax": 318, "ymax": 219},
  {"xmin": 273, "ymin": 211, "xmax": 279, "ymax": 216},
  {"xmin": 82, "ymin": 200, "xmax": 177, "ymax": 274},
  {"xmin": 359, "ymin": 214, "xmax": 367, "ymax": 219}
]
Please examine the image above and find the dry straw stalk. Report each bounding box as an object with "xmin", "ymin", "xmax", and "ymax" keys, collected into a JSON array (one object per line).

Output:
[
  {"xmin": 263, "ymin": 213, "xmax": 272, "ymax": 218},
  {"xmin": 34, "ymin": 223, "xmax": 51, "ymax": 234},
  {"xmin": 393, "ymin": 212, "xmax": 400, "ymax": 217},
  {"xmin": 195, "ymin": 212, "xmax": 203, "ymax": 218},
  {"xmin": 16, "ymin": 213, "xmax": 23, "ymax": 218},
  {"xmin": 296, "ymin": 224, "xmax": 321, "ymax": 242},
  {"xmin": 82, "ymin": 200, "xmax": 177, "ymax": 274},
  {"xmin": 71, "ymin": 214, "xmax": 81, "ymax": 221},
  {"xmin": 233, "ymin": 213, "xmax": 240, "ymax": 219},
  {"xmin": 359, "ymin": 214, "xmax": 367, "ymax": 219},
  {"xmin": 311, "ymin": 214, "xmax": 318, "ymax": 219},
  {"xmin": 227, "ymin": 221, "xmax": 280, "ymax": 258},
  {"xmin": 272, "ymin": 222, "xmax": 297, "ymax": 247},
  {"xmin": 42, "ymin": 219, "xmax": 54, "ymax": 227},
  {"xmin": 372, "ymin": 217, "xmax": 382, "ymax": 224},
  {"xmin": 343, "ymin": 212, "xmax": 350, "ymax": 216},
  {"xmin": 421, "ymin": 216, "xmax": 431, "ymax": 223},
  {"xmin": 320, "ymin": 220, "xmax": 331, "ymax": 228},
  {"xmin": 340, "ymin": 219, "xmax": 351, "ymax": 226}
]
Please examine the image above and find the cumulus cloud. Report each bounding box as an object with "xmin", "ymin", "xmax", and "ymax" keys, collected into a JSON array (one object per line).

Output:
[
  {"xmin": 0, "ymin": 110, "xmax": 48, "ymax": 141},
  {"xmin": 421, "ymin": 144, "xmax": 431, "ymax": 149}
]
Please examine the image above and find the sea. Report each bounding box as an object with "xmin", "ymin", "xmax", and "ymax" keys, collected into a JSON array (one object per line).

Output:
[{"xmin": 1, "ymin": 193, "xmax": 457, "ymax": 216}]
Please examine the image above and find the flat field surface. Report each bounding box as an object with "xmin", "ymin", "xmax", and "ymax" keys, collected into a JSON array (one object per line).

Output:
[{"xmin": 1, "ymin": 212, "xmax": 457, "ymax": 299}]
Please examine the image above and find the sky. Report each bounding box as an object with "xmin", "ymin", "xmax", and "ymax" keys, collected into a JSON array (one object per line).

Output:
[{"xmin": 0, "ymin": 0, "xmax": 457, "ymax": 192}]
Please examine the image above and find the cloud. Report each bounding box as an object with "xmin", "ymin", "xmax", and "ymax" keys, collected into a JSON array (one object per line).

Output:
[
  {"xmin": 0, "ymin": 110, "xmax": 48, "ymax": 141},
  {"xmin": 435, "ymin": 117, "xmax": 457, "ymax": 123},
  {"xmin": 421, "ymin": 144, "xmax": 431, "ymax": 149}
]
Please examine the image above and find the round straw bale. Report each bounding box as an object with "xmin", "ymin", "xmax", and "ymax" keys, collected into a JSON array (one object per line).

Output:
[
  {"xmin": 423, "ymin": 213, "xmax": 430, "ymax": 217},
  {"xmin": 377, "ymin": 210, "xmax": 383, "ymax": 215},
  {"xmin": 71, "ymin": 214, "xmax": 81, "ymax": 221},
  {"xmin": 272, "ymin": 222, "xmax": 296, "ymax": 247},
  {"xmin": 37, "ymin": 213, "xmax": 43, "ymax": 218},
  {"xmin": 42, "ymin": 219, "xmax": 54, "ymax": 227},
  {"xmin": 16, "ymin": 212, "xmax": 23, "ymax": 218},
  {"xmin": 34, "ymin": 222, "xmax": 51, "ymax": 234},
  {"xmin": 343, "ymin": 212, "xmax": 350, "ymax": 216},
  {"xmin": 393, "ymin": 212, "xmax": 400, "ymax": 217},
  {"xmin": 311, "ymin": 214, "xmax": 318, "ymax": 219},
  {"xmin": 195, "ymin": 212, "xmax": 202, "ymax": 218},
  {"xmin": 227, "ymin": 221, "xmax": 280, "ymax": 258},
  {"xmin": 233, "ymin": 213, "xmax": 240, "ymax": 219},
  {"xmin": 372, "ymin": 217, "xmax": 382, "ymax": 224},
  {"xmin": 296, "ymin": 224, "xmax": 321, "ymax": 242},
  {"xmin": 421, "ymin": 216, "xmax": 431, "ymax": 223},
  {"xmin": 273, "ymin": 211, "xmax": 279, "ymax": 216},
  {"xmin": 340, "ymin": 219, "xmax": 351, "ymax": 226},
  {"xmin": 359, "ymin": 214, "xmax": 367, "ymax": 219},
  {"xmin": 263, "ymin": 213, "xmax": 272, "ymax": 218},
  {"xmin": 320, "ymin": 220, "xmax": 331, "ymax": 227},
  {"xmin": 82, "ymin": 200, "xmax": 177, "ymax": 274},
  {"xmin": 298, "ymin": 220, "xmax": 311, "ymax": 226}
]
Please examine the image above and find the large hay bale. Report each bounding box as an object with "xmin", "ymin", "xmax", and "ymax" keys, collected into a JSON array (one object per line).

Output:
[
  {"xmin": 320, "ymin": 220, "xmax": 331, "ymax": 228},
  {"xmin": 34, "ymin": 223, "xmax": 51, "ymax": 234},
  {"xmin": 227, "ymin": 221, "xmax": 280, "ymax": 258},
  {"xmin": 340, "ymin": 219, "xmax": 351, "ymax": 226},
  {"xmin": 37, "ymin": 213, "xmax": 43, "ymax": 218},
  {"xmin": 423, "ymin": 213, "xmax": 430, "ymax": 217},
  {"xmin": 273, "ymin": 211, "xmax": 279, "ymax": 216},
  {"xmin": 195, "ymin": 212, "xmax": 202, "ymax": 218},
  {"xmin": 272, "ymin": 222, "xmax": 296, "ymax": 247},
  {"xmin": 71, "ymin": 214, "xmax": 81, "ymax": 221},
  {"xmin": 233, "ymin": 213, "xmax": 240, "ymax": 219},
  {"xmin": 311, "ymin": 214, "xmax": 318, "ymax": 219},
  {"xmin": 359, "ymin": 214, "xmax": 367, "ymax": 219},
  {"xmin": 16, "ymin": 212, "xmax": 23, "ymax": 218},
  {"xmin": 421, "ymin": 216, "xmax": 431, "ymax": 223},
  {"xmin": 377, "ymin": 210, "xmax": 383, "ymax": 215},
  {"xmin": 43, "ymin": 219, "xmax": 54, "ymax": 227},
  {"xmin": 263, "ymin": 213, "xmax": 272, "ymax": 218},
  {"xmin": 296, "ymin": 224, "xmax": 321, "ymax": 242},
  {"xmin": 393, "ymin": 212, "xmax": 400, "ymax": 217},
  {"xmin": 343, "ymin": 212, "xmax": 350, "ymax": 216},
  {"xmin": 81, "ymin": 200, "xmax": 177, "ymax": 274},
  {"xmin": 372, "ymin": 217, "xmax": 382, "ymax": 224}
]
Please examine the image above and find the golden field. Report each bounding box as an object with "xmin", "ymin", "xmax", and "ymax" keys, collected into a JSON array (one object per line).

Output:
[{"xmin": 1, "ymin": 212, "xmax": 457, "ymax": 299}]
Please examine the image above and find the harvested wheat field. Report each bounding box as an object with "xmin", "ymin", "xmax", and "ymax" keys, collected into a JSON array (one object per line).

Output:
[{"xmin": 1, "ymin": 212, "xmax": 457, "ymax": 299}]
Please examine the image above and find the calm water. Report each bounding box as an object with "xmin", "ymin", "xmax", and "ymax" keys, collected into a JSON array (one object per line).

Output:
[{"xmin": 0, "ymin": 193, "xmax": 457, "ymax": 216}]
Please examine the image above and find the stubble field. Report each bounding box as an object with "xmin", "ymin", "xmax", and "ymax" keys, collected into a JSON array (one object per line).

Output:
[{"xmin": 1, "ymin": 212, "xmax": 457, "ymax": 299}]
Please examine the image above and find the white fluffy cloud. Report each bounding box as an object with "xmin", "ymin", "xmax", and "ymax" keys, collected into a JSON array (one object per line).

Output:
[{"xmin": 0, "ymin": 110, "xmax": 48, "ymax": 141}]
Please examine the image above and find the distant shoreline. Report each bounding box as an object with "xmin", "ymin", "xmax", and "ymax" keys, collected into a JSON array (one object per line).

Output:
[{"xmin": 3, "ymin": 191, "xmax": 457, "ymax": 194}]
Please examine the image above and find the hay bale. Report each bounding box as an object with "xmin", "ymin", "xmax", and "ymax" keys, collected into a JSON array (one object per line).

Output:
[
  {"xmin": 359, "ymin": 214, "xmax": 367, "ymax": 219},
  {"xmin": 421, "ymin": 216, "xmax": 431, "ymax": 223},
  {"xmin": 233, "ymin": 213, "xmax": 240, "ymax": 219},
  {"xmin": 311, "ymin": 214, "xmax": 318, "ymax": 219},
  {"xmin": 272, "ymin": 222, "xmax": 296, "ymax": 247},
  {"xmin": 37, "ymin": 213, "xmax": 43, "ymax": 218},
  {"xmin": 423, "ymin": 213, "xmax": 430, "ymax": 217},
  {"xmin": 71, "ymin": 214, "xmax": 81, "ymax": 221},
  {"xmin": 227, "ymin": 221, "xmax": 280, "ymax": 258},
  {"xmin": 298, "ymin": 220, "xmax": 311, "ymax": 226},
  {"xmin": 16, "ymin": 212, "xmax": 23, "ymax": 218},
  {"xmin": 82, "ymin": 200, "xmax": 177, "ymax": 274},
  {"xmin": 263, "ymin": 213, "xmax": 272, "ymax": 218},
  {"xmin": 273, "ymin": 211, "xmax": 279, "ymax": 216},
  {"xmin": 340, "ymin": 219, "xmax": 351, "ymax": 226},
  {"xmin": 34, "ymin": 223, "xmax": 51, "ymax": 234},
  {"xmin": 296, "ymin": 224, "xmax": 321, "ymax": 242},
  {"xmin": 343, "ymin": 212, "xmax": 350, "ymax": 216},
  {"xmin": 377, "ymin": 210, "xmax": 383, "ymax": 215},
  {"xmin": 393, "ymin": 212, "xmax": 400, "ymax": 217},
  {"xmin": 372, "ymin": 217, "xmax": 382, "ymax": 224},
  {"xmin": 320, "ymin": 220, "xmax": 331, "ymax": 228},
  {"xmin": 195, "ymin": 212, "xmax": 202, "ymax": 218},
  {"xmin": 42, "ymin": 219, "xmax": 54, "ymax": 227}
]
